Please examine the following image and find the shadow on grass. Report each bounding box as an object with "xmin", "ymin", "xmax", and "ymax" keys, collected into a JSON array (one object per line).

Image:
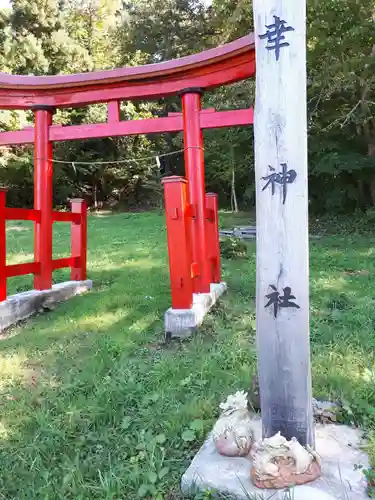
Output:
[
  {"xmin": 1, "ymin": 264, "xmax": 170, "ymax": 348},
  {"xmin": 0, "ymin": 262, "xmax": 260, "ymax": 498},
  {"xmin": 1, "ymin": 216, "xmax": 375, "ymax": 497}
]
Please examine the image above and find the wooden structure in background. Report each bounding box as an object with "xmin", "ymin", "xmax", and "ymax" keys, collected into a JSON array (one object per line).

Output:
[
  {"xmin": 0, "ymin": 35, "xmax": 255, "ymax": 309},
  {"xmin": 0, "ymin": 190, "xmax": 87, "ymax": 301},
  {"xmin": 0, "ymin": 20, "xmax": 314, "ymax": 447}
]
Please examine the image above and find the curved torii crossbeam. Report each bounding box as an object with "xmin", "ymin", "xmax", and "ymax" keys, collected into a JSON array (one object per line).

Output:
[
  {"xmin": 0, "ymin": 35, "xmax": 256, "ymax": 337},
  {"xmin": 0, "ymin": 34, "xmax": 255, "ymax": 146},
  {"xmin": 0, "ymin": 34, "xmax": 255, "ymax": 108}
]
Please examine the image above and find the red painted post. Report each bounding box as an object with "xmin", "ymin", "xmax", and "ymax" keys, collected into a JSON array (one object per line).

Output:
[
  {"xmin": 0, "ymin": 188, "xmax": 7, "ymax": 302},
  {"xmin": 206, "ymin": 193, "xmax": 221, "ymax": 284},
  {"xmin": 180, "ymin": 88, "xmax": 211, "ymax": 294},
  {"xmin": 108, "ymin": 100, "xmax": 120, "ymax": 123},
  {"xmin": 71, "ymin": 199, "xmax": 87, "ymax": 281},
  {"xmin": 32, "ymin": 105, "xmax": 54, "ymax": 290},
  {"xmin": 162, "ymin": 176, "xmax": 194, "ymax": 309}
]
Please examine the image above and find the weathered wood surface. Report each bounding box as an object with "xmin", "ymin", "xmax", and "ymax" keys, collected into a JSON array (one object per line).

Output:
[{"xmin": 253, "ymin": 0, "xmax": 314, "ymax": 446}]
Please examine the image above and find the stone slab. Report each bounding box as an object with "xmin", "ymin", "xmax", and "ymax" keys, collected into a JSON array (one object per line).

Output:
[
  {"xmin": 0, "ymin": 280, "xmax": 92, "ymax": 332},
  {"xmin": 181, "ymin": 417, "xmax": 369, "ymax": 499},
  {"xmin": 164, "ymin": 282, "xmax": 227, "ymax": 339}
]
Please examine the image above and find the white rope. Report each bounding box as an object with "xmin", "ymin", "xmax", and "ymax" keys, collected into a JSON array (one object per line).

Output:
[{"xmin": 45, "ymin": 146, "xmax": 203, "ymax": 167}]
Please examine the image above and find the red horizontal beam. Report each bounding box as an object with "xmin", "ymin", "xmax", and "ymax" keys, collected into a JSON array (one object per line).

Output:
[
  {"xmin": 0, "ymin": 56, "xmax": 255, "ymax": 110},
  {"xmin": 5, "ymin": 261, "xmax": 40, "ymax": 278},
  {"xmin": 5, "ymin": 208, "xmax": 41, "ymax": 222},
  {"xmin": 52, "ymin": 115, "xmax": 183, "ymax": 142},
  {"xmin": 5, "ymin": 259, "xmax": 77, "ymax": 276},
  {"xmin": 0, "ymin": 128, "xmax": 33, "ymax": 145},
  {"xmin": 52, "ymin": 211, "xmax": 81, "ymax": 223},
  {"xmin": 0, "ymin": 35, "xmax": 255, "ymax": 109},
  {"xmin": 0, "ymin": 108, "xmax": 254, "ymax": 146},
  {"xmin": 202, "ymin": 107, "xmax": 254, "ymax": 129},
  {"xmin": 0, "ymin": 124, "xmax": 62, "ymax": 146},
  {"xmin": 168, "ymin": 108, "xmax": 216, "ymax": 116},
  {"xmin": 52, "ymin": 257, "xmax": 78, "ymax": 271},
  {"xmin": 0, "ymin": 35, "xmax": 254, "ymax": 90}
]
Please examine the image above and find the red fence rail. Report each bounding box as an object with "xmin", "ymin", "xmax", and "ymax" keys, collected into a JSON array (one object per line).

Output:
[{"xmin": 0, "ymin": 189, "xmax": 87, "ymax": 302}]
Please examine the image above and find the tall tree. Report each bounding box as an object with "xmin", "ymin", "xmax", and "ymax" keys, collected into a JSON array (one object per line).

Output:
[
  {"xmin": 119, "ymin": 0, "xmax": 214, "ymax": 64},
  {"xmin": 65, "ymin": 0, "xmax": 121, "ymax": 69},
  {"xmin": 5, "ymin": 0, "xmax": 92, "ymax": 75},
  {"xmin": 307, "ymin": 0, "xmax": 375, "ymax": 209}
]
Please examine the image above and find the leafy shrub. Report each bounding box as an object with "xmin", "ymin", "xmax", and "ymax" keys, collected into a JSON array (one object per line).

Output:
[{"xmin": 220, "ymin": 237, "xmax": 247, "ymax": 259}]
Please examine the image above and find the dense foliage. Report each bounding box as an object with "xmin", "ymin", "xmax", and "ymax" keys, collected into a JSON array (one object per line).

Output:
[{"xmin": 0, "ymin": 0, "xmax": 374, "ymax": 213}]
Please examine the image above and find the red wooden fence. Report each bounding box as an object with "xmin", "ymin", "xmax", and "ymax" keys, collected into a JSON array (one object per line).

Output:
[
  {"xmin": 0, "ymin": 37, "xmax": 256, "ymax": 311},
  {"xmin": 0, "ymin": 189, "xmax": 87, "ymax": 302},
  {"xmin": 205, "ymin": 193, "xmax": 222, "ymax": 284},
  {"xmin": 162, "ymin": 176, "xmax": 221, "ymax": 309}
]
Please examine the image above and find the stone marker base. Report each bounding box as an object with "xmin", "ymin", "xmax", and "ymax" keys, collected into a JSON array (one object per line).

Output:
[
  {"xmin": 164, "ymin": 282, "xmax": 227, "ymax": 339},
  {"xmin": 0, "ymin": 280, "xmax": 93, "ymax": 332},
  {"xmin": 181, "ymin": 417, "xmax": 369, "ymax": 500}
]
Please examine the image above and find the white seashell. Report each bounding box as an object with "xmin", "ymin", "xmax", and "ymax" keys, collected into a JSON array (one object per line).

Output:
[
  {"xmin": 287, "ymin": 437, "xmax": 313, "ymax": 474},
  {"xmin": 253, "ymin": 454, "xmax": 280, "ymax": 479},
  {"xmin": 262, "ymin": 432, "xmax": 288, "ymax": 449},
  {"xmin": 219, "ymin": 390, "xmax": 248, "ymax": 414},
  {"xmin": 215, "ymin": 431, "xmax": 252, "ymax": 457},
  {"xmin": 213, "ymin": 393, "xmax": 254, "ymax": 457},
  {"xmin": 251, "ymin": 432, "xmax": 318, "ymax": 480}
]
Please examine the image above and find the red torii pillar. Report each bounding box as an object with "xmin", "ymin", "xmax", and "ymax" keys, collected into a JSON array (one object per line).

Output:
[
  {"xmin": 32, "ymin": 105, "xmax": 54, "ymax": 291},
  {"xmin": 180, "ymin": 88, "xmax": 211, "ymax": 294}
]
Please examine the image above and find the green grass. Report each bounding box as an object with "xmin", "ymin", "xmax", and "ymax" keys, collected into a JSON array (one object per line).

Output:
[{"xmin": 1, "ymin": 211, "xmax": 375, "ymax": 498}]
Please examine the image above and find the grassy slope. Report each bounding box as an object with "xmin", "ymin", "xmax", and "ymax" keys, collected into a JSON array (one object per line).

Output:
[{"xmin": 1, "ymin": 211, "xmax": 375, "ymax": 498}]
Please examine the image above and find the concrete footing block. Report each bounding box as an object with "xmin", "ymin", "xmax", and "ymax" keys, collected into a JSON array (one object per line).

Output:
[
  {"xmin": 0, "ymin": 280, "xmax": 93, "ymax": 332},
  {"xmin": 181, "ymin": 417, "xmax": 369, "ymax": 499},
  {"xmin": 164, "ymin": 282, "xmax": 227, "ymax": 339}
]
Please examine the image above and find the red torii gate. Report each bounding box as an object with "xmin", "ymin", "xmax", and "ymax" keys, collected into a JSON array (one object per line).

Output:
[{"xmin": 0, "ymin": 34, "xmax": 255, "ymax": 317}]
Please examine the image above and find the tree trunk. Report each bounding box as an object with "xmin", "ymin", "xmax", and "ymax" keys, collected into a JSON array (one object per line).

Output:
[
  {"xmin": 93, "ymin": 182, "xmax": 98, "ymax": 209},
  {"xmin": 369, "ymin": 176, "xmax": 375, "ymax": 206},
  {"xmin": 231, "ymin": 146, "xmax": 239, "ymax": 213},
  {"xmin": 231, "ymin": 166, "xmax": 239, "ymax": 213},
  {"xmin": 357, "ymin": 179, "xmax": 367, "ymax": 211},
  {"xmin": 360, "ymin": 47, "xmax": 375, "ymax": 206},
  {"xmin": 368, "ymin": 138, "xmax": 375, "ymax": 205}
]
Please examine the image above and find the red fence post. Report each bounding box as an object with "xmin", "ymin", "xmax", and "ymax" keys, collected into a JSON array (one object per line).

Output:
[
  {"xmin": 205, "ymin": 193, "xmax": 221, "ymax": 284},
  {"xmin": 71, "ymin": 199, "xmax": 87, "ymax": 281},
  {"xmin": 32, "ymin": 105, "xmax": 54, "ymax": 290},
  {"xmin": 162, "ymin": 176, "xmax": 194, "ymax": 310},
  {"xmin": 0, "ymin": 189, "xmax": 7, "ymax": 301},
  {"xmin": 180, "ymin": 88, "xmax": 211, "ymax": 294}
]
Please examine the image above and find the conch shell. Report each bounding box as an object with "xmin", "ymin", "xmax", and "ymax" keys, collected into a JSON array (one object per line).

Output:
[
  {"xmin": 250, "ymin": 432, "xmax": 321, "ymax": 489},
  {"xmin": 213, "ymin": 391, "xmax": 255, "ymax": 457}
]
